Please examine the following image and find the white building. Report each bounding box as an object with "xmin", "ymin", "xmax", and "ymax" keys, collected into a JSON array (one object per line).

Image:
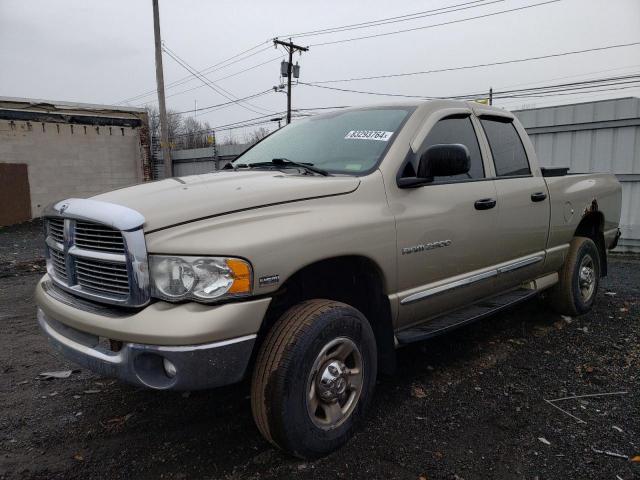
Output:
[{"xmin": 0, "ymin": 97, "xmax": 150, "ymax": 226}]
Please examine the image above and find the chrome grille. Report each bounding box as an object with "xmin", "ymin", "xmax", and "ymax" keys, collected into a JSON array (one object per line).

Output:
[
  {"xmin": 75, "ymin": 221, "xmax": 125, "ymax": 254},
  {"xmin": 48, "ymin": 218, "xmax": 65, "ymax": 244},
  {"xmin": 43, "ymin": 199, "xmax": 149, "ymax": 307},
  {"xmin": 49, "ymin": 247, "xmax": 67, "ymax": 280},
  {"xmin": 76, "ymin": 258, "xmax": 130, "ymax": 296}
]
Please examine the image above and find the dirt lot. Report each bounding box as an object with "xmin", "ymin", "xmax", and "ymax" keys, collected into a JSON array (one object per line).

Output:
[{"xmin": 0, "ymin": 221, "xmax": 638, "ymax": 480}]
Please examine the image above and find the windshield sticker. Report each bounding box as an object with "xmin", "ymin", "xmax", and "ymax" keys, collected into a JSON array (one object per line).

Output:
[{"xmin": 344, "ymin": 130, "xmax": 394, "ymax": 141}]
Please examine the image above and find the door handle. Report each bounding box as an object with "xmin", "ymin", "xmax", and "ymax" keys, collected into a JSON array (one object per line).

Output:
[
  {"xmin": 474, "ymin": 198, "xmax": 497, "ymax": 210},
  {"xmin": 531, "ymin": 192, "xmax": 547, "ymax": 202}
]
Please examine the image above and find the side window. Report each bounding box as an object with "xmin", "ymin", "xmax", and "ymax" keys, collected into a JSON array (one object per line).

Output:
[
  {"xmin": 480, "ymin": 118, "xmax": 531, "ymax": 177},
  {"xmin": 416, "ymin": 116, "xmax": 484, "ymax": 183}
]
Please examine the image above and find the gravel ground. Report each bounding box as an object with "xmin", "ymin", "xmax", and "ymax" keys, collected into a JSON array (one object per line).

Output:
[{"xmin": 0, "ymin": 222, "xmax": 638, "ymax": 480}]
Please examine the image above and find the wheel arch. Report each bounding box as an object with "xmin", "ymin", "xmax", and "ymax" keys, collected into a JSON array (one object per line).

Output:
[
  {"xmin": 254, "ymin": 255, "xmax": 396, "ymax": 375},
  {"xmin": 574, "ymin": 209, "xmax": 607, "ymax": 276}
]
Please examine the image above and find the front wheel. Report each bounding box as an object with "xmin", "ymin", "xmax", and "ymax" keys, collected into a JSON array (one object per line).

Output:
[
  {"xmin": 547, "ymin": 236, "xmax": 601, "ymax": 316},
  {"xmin": 251, "ymin": 299, "xmax": 377, "ymax": 459}
]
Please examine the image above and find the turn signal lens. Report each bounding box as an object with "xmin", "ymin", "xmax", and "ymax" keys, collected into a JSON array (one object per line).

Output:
[{"xmin": 227, "ymin": 258, "xmax": 252, "ymax": 294}]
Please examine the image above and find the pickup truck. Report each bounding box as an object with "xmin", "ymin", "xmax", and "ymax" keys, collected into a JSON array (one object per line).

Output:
[{"xmin": 35, "ymin": 100, "xmax": 622, "ymax": 458}]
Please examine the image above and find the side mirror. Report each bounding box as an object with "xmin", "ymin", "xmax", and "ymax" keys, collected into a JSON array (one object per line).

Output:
[
  {"xmin": 397, "ymin": 143, "xmax": 471, "ymax": 188},
  {"xmin": 418, "ymin": 143, "xmax": 471, "ymax": 179}
]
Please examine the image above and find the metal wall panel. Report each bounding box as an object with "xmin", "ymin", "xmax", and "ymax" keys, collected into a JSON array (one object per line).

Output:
[
  {"xmin": 514, "ymin": 97, "xmax": 640, "ymax": 250},
  {"xmin": 619, "ymin": 181, "xmax": 640, "ymax": 250},
  {"xmin": 173, "ymin": 161, "xmax": 217, "ymax": 176}
]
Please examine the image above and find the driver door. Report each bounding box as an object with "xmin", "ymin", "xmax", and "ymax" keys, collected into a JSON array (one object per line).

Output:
[{"xmin": 393, "ymin": 113, "xmax": 500, "ymax": 329}]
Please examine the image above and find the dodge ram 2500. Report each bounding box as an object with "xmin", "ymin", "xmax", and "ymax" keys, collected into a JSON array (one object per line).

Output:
[{"xmin": 35, "ymin": 100, "xmax": 622, "ymax": 458}]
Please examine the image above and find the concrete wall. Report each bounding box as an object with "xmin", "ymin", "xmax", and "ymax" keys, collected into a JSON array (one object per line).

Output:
[{"xmin": 0, "ymin": 97, "xmax": 149, "ymax": 220}]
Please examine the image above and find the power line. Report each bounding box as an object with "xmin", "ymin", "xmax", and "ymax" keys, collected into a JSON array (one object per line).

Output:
[
  {"xmin": 168, "ymin": 113, "xmax": 290, "ymax": 138},
  {"xmin": 166, "ymin": 89, "xmax": 274, "ymax": 116},
  {"xmin": 276, "ymin": 0, "xmax": 503, "ymax": 39},
  {"xmin": 152, "ymin": 55, "xmax": 281, "ymax": 104},
  {"xmin": 300, "ymin": 73, "xmax": 640, "ymax": 102},
  {"xmin": 492, "ymin": 63, "xmax": 640, "ymax": 91},
  {"xmin": 496, "ymin": 82, "xmax": 640, "ymax": 100},
  {"xmin": 308, "ymin": 0, "xmax": 562, "ymax": 47},
  {"xmin": 161, "ymin": 44, "xmax": 274, "ymax": 115},
  {"xmin": 309, "ymin": 41, "xmax": 640, "ymax": 84},
  {"xmin": 117, "ymin": 42, "xmax": 273, "ymax": 104},
  {"xmin": 293, "ymin": 105, "xmax": 352, "ymax": 112},
  {"xmin": 166, "ymin": 106, "xmax": 336, "ymax": 139},
  {"xmin": 122, "ymin": 43, "xmax": 272, "ymax": 104},
  {"xmin": 300, "ymin": 82, "xmax": 432, "ymax": 99},
  {"xmin": 485, "ymin": 74, "xmax": 640, "ymax": 98},
  {"xmin": 161, "ymin": 72, "xmax": 640, "ymax": 127},
  {"xmin": 501, "ymin": 86, "xmax": 640, "ymax": 110}
]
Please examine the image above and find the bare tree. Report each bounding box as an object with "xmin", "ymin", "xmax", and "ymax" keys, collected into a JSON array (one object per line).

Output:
[
  {"xmin": 244, "ymin": 126, "xmax": 272, "ymax": 145},
  {"xmin": 218, "ymin": 133, "xmax": 240, "ymax": 146},
  {"xmin": 146, "ymin": 105, "xmax": 213, "ymax": 149},
  {"xmin": 146, "ymin": 105, "xmax": 161, "ymax": 139},
  {"xmin": 145, "ymin": 105, "xmax": 183, "ymax": 146}
]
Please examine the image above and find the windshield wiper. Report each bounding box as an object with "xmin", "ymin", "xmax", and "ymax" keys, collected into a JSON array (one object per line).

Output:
[
  {"xmin": 231, "ymin": 158, "xmax": 330, "ymax": 176},
  {"xmin": 271, "ymin": 158, "xmax": 330, "ymax": 176}
]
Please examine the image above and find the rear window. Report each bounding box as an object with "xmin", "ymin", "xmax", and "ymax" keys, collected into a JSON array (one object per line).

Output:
[{"xmin": 480, "ymin": 118, "xmax": 530, "ymax": 177}]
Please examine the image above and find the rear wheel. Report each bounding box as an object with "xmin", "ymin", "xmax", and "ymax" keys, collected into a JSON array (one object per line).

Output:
[
  {"xmin": 547, "ymin": 236, "xmax": 600, "ymax": 316},
  {"xmin": 251, "ymin": 299, "xmax": 377, "ymax": 459}
]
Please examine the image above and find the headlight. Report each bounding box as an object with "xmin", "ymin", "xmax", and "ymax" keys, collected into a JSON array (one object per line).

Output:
[{"xmin": 149, "ymin": 255, "xmax": 252, "ymax": 303}]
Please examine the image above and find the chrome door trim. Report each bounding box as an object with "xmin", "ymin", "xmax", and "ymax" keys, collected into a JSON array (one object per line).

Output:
[
  {"xmin": 497, "ymin": 255, "xmax": 544, "ymax": 274},
  {"xmin": 401, "ymin": 269, "xmax": 497, "ymax": 305},
  {"xmin": 547, "ymin": 243, "xmax": 569, "ymax": 255},
  {"xmin": 400, "ymin": 253, "xmax": 545, "ymax": 305}
]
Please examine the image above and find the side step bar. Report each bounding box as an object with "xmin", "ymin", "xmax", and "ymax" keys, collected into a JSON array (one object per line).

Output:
[{"xmin": 396, "ymin": 288, "xmax": 539, "ymax": 345}]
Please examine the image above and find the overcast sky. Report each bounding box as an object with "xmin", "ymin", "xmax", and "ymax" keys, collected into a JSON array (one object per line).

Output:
[{"xmin": 1, "ymin": 0, "xmax": 639, "ymax": 139}]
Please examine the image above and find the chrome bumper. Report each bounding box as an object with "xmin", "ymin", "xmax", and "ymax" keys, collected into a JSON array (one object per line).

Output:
[{"xmin": 37, "ymin": 308, "xmax": 256, "ymax": 391}]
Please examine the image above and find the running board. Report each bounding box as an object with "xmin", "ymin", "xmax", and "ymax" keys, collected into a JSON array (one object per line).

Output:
[{"xmin": 396, "ymin": 288, "xmax": 539, "ymax": 344}]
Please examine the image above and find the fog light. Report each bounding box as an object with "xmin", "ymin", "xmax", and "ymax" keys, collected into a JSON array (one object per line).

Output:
[{"xmin": 163, "ymin": 358, "xmax": 177, "ymax": 378}]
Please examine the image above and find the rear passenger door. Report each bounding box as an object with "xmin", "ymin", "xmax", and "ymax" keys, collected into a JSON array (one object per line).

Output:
[{"xmin": 478, "ymin": 115, "xmax": 550, "ymax": 290}]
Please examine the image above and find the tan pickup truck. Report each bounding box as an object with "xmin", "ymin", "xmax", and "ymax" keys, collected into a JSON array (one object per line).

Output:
[{"xmin": 35, "ymin": 100, "xmax": 621, "ymax": 458}]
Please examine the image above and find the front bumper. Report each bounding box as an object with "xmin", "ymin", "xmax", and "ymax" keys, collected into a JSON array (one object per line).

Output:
[{"xmin": 37, "ymin": 308, "xmax": 256, "ymax": 390}]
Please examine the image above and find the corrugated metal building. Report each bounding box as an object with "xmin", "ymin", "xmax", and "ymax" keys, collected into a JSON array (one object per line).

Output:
[
  {"xmin": 513, "ymin": 97, "xmax": 640, "ymax": 252},
  {"xmin": 156, "ymin": 143, "xmax": 252, "ymax": 178}
]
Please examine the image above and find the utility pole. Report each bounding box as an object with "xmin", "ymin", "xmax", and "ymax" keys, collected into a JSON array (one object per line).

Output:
[
  {"xmin": 273, "ymin": 39, "xmax": 308, "ymax": 124},
  {"xmin": 489, "ymin": 87, "xmax": 493, "ymax": 106},
  {"xmin": 152, "ymin": 0, "xmax": 172, "ymax": 178}
]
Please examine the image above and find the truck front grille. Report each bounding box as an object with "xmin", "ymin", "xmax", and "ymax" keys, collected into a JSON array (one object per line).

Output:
[
  {"xmin": 44, "ymin": 211, "xmax": 148, "ymax": 307},
  {"xmin": 48, "ymin": 218, "xmax": 65, "ymax": 244},
  {"xmin": 49, "ymin": 247, "xmax": 67, "ymax": 280},
  {"xmin": 75, "ymin": 222, "xmax": 125, "ymax": 254},
  {"xmin": 76, "ymin": 258, "xmax": 130, "ymax": 296}
]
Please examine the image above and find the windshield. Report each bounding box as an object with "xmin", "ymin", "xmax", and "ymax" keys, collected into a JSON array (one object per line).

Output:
[{"xmin": 233, "ymin": 107, "xmax": 415, "ymax": 174}]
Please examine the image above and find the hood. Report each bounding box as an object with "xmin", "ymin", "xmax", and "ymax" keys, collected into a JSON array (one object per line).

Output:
[{"xmin": 92, "ymin": 170, "xmax": 360, "ymax": 231}]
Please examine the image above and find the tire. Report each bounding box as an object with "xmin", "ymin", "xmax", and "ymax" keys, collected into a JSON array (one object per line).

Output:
[
  {"xmin": 547, "ymin": 236, "xmax": 601, "ymax": 316},
  {"xmin": 251, "ymin": 299, "xmax": 377, "ymax": 459}
]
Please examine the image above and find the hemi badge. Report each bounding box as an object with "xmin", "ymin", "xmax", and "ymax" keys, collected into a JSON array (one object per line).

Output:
[{"xmin": 259, "ymin": 274, "xmax": 280, "ymax": 286}]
